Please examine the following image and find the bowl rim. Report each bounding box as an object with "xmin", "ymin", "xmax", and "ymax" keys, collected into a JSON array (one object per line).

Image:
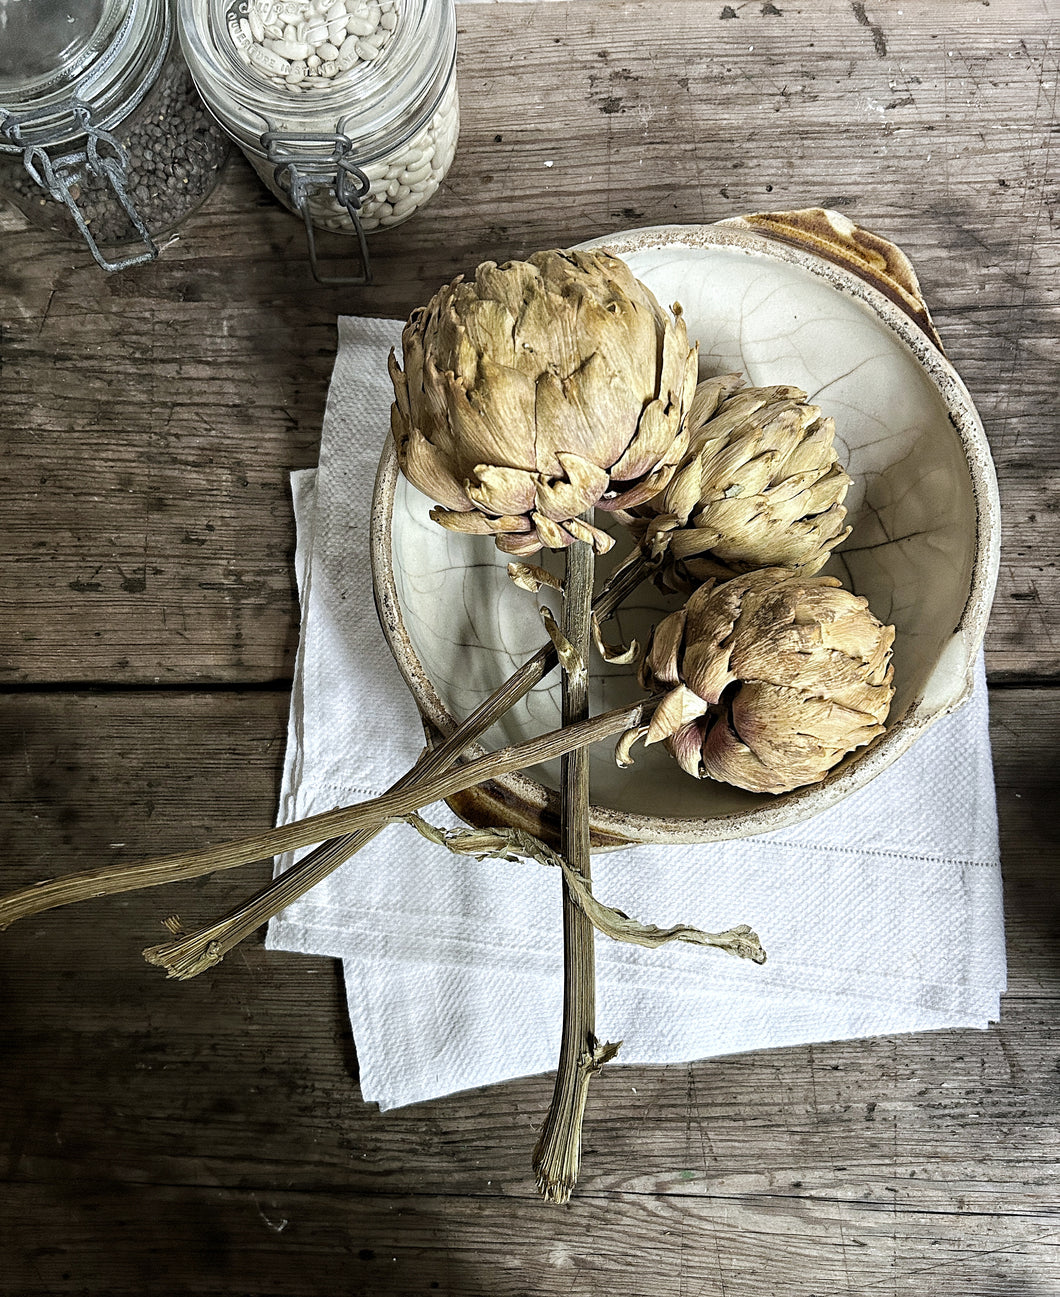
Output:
[{"xmin": 370, "ymin": 221, "xmax": 1001, "ymax": 846}]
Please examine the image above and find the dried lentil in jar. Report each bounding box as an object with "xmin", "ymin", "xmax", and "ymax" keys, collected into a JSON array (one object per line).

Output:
[
  {"xmin": 0, "ymin": 0, "xmax": 230, "ymax": 271},
  {"xmin": 177, "ymin": 0, "xmax": 458, "ymax": 282}
]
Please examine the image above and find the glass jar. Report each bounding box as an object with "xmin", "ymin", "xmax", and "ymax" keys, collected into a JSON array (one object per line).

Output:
[
  {"xmin": 176, "ymin": 0, "xmax": 458, "ymax": 283},
  {"xmin": 0, "ymin": 0, "xmax": 230, "ymax": 271}
]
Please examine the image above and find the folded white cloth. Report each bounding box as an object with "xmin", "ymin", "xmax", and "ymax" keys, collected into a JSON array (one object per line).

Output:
[{"xmin": 266, "ymin": 315, "xmax": 1006, "ymax": 1112}]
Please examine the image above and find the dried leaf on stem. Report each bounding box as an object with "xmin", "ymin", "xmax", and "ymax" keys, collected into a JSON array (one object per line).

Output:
[{"xmin": 404, "ymin": 814, "xmax": 766, "ymax": 961}]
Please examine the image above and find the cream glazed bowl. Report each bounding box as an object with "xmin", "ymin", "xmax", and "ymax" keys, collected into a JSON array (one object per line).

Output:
[{"xmin": 371, "ymin": 210, "xmax": 1001, "ymax": 848}]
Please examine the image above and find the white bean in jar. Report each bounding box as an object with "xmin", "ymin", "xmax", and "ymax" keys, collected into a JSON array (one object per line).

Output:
[
  {"xmin": 178, "ymin": 0, "xmax": 458, "ymax": 264},
  {"xmin": 242, "ymin": 72, "xmax": 458, "ymax": 234},
  {"xmin": 311, "ymin": 76, "xmax": 457, "ymax": 232},
  {"xmin": 229, "ymin": 1, "xmax": 457, "ymax": 235},
  {"xmin": 227, "ymin": 0, "xmax": 399, "ymax": 91}
]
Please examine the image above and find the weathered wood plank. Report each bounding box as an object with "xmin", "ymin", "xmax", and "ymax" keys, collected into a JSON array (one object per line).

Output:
[
  {"xmin": 1, "ymin": 1, "xmax": 1056, "ymax": 683},
  {"xmin": 1, "ymin": 1180, "xmax": 1057, "ymax": 1297},
  {"xmin": 2, "ymin": 967, "xmax": 1057, "ymax": 1208}
]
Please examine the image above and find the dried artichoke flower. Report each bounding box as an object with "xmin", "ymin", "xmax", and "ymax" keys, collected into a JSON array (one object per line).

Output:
[
  {"xmin": 388, "ymin": 248, "xmax": 699, "ymax": 557},
  {"xmin": 638, "ymin": 568, "xmax": 895, "ymax": 794},
  {"xmin": 628, "ymin": 375, "xmax": 853, "ymax": 587}
]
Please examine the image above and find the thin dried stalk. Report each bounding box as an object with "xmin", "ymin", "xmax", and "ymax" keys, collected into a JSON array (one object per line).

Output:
[
  {"xmin": 143, "ymin": 648, "xmax": 558, "ymax": 979},
  {"xmin": 0, "ymin": 692, "xmax": 661, "ymax": 934},
  {"xmin": 532, "ymin": 527, "xmax": 613, "ymax": 1204},
  {"xmin": 140, "ymin": 549, "xmax": 656, "ymax": 979}
]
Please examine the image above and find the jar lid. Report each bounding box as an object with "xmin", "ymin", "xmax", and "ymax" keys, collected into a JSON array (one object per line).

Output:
[
  {"xmin": 0, "ymin": 0, "xmax": 167, "ymax": 151},
  {"xmin": 0, "ymin": 0, "xmax": 117, "ymax": 91}
]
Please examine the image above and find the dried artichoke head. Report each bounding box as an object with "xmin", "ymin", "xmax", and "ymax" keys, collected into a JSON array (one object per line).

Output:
[
  {"xmin": 628, "ymin": 375, "xmax": 852, "ymax": 588},
  {"xmin": 638, "ymin": 568, "xmax": 895, "ymax": 794},
  {"xmin": 388, "ymin": 248, "xmax": 699, "ymax": 556}
]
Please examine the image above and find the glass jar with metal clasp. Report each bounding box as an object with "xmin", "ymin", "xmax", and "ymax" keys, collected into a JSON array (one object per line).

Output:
[
  {"xmin": 0, "ymin": 0, "xmax": 230, "ymax": 272},
  {"xmin": 176, "ymin": 0, "xmax": 458, "ymax": 284}
]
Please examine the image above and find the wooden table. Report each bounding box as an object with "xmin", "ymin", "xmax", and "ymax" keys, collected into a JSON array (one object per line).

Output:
[{"xmin": 2, "ymin": 2, "xmax": 1057, "ymax": 1292}]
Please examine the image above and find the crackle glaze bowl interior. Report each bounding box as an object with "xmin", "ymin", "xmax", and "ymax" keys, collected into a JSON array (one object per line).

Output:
[{"xmin": 371, "ymin": 213, "xmax": 1000, "ymax": 847}]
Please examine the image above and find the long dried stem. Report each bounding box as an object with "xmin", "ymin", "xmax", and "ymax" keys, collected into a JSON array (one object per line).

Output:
[
  {"xmin": 141, "ymin": 548, "xmax": 655, "ymax": 979},
  {"xmin": 144, "ymin": 646, "xmax": 557, "ymax": 978},
  {"xmin": 0, "ymin": 693, "xmax": 660, "ymax": 934},
  {"xmin": 532, "ymin": 524, "xmax": 614, "ymax": 1203},
  {"xmin": 0, "ymin": 552, "xmax": 652, "ymax": 940}
]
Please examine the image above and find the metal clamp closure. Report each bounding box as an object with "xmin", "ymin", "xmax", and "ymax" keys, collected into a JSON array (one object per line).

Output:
[
  {"xmin": 1, "ymin": 101, "xmax": 159, "ymax": 272},
  {"xmin": 262, "ymin": 131, "xmax": 373, "ymax": 287}
]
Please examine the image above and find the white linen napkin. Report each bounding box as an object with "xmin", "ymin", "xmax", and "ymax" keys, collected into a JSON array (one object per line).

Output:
[{"xmin": 266, "ymin": 315, "xmax": 1006, "ymax": 1112}]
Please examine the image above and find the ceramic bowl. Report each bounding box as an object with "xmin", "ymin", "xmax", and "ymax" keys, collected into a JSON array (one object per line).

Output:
[{"xmin": 371, "ymin": 209, "xmax": 1000, "ymax": 847}]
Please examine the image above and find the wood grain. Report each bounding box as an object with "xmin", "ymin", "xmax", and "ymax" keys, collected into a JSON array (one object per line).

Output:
[
  {"xmin": 1, "ymin": 1, "xmax": 1057, "ymax": 683},
  {"xmin": 2, "ymin": 1180, "xmax": 1058, "ymax": 1296},
  {"xmin": 2, "ymin": 937, "xmax": 1058, "ymax": 1205}
]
